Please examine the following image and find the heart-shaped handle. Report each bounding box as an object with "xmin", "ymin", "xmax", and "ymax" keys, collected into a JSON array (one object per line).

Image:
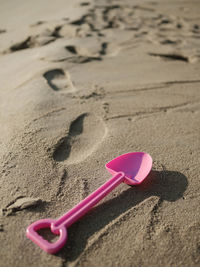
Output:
[{"xmin": 26, "ymin": 219, "xmax": 67, "ymax": 254}]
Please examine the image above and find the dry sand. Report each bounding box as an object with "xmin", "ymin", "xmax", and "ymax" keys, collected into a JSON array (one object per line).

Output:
[{"xmin": 0, "ymin": 0, "xmax": 200, "ymax": 266}]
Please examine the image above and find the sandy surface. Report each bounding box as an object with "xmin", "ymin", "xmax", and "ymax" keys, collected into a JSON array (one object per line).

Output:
[{"xmin": 0, "ymin": 0, "xmax": 200, "ymax": 266}]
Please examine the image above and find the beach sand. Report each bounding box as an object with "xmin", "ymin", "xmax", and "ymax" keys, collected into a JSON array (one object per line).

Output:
[{"xmin": 0, "ymin": 0, "xmax": 200, "ymax": 266}]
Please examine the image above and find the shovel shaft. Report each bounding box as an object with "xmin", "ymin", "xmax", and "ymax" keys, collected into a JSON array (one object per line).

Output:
[{"xmin": 51, "ymin": 172, "xmax": 125, "ymax": 233}]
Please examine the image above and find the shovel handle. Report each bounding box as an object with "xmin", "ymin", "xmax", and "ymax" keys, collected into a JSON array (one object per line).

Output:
[
  {"xmin": 26, "ymin": 172, "xmax": 125, "ymax": 254},
  {"xmin": 26, "ymin": 219, "xmax": 67, "ymax": 254},
  {"xmin": 51, "ymin": 172, "xmax": 125, "ymax": 232}
]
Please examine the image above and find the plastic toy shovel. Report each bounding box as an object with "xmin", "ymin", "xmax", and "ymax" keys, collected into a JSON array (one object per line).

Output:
[{"xmin": 26, "ymin": 152, "xmax": 152, "ymax": 254}]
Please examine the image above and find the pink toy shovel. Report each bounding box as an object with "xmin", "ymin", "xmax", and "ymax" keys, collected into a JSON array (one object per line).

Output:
[{"xmin": 26, "ymin": 152, "xmax": 152, "ymax": 254}]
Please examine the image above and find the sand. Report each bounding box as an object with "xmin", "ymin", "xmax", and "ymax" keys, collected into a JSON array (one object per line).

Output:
[{"xmin": 0, "ymin": 0, "xmax": 200, "ymax": 266}]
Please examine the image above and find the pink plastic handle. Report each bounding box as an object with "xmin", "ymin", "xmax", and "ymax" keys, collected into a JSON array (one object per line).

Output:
[
  {"xmin": 26, "ymin": 219, "xmax": 67, "ymax": 254},
  {"xmin": 26, "ymin": 172, "xmax": 125, "ymax": 254}
]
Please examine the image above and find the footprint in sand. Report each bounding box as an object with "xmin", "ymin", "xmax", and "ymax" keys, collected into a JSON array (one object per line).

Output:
[
  {"xmin": 0, "ymin": 29, "xmax": 6, "ymax": 34},
  {"xmin": 148, "ymin": 52, "xmax": 192, "ymax": 62},
  {"xmin": 53, "ymin": 113, "xmax": 107, "ymax": 165},
  {"xmin": 43, "ymin": 68, "xmax": 75, "ymax": 92},
  {"xmin": 65, "ymin": 44, "xmax": 102, "ymax": 63}
]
